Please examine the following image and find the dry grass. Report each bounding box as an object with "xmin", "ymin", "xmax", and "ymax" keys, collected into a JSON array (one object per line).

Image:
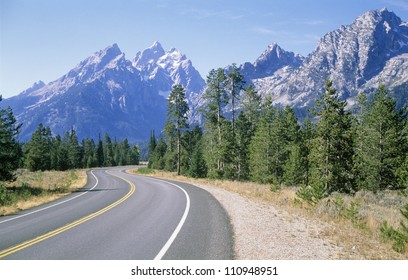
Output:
[
  {"xmin": 0, "ymin": 169, "xmax": 87, "ymax": 216},
  {"xmin": 130, "ymin": 168, "xmax": 408, "ymax": 259}
]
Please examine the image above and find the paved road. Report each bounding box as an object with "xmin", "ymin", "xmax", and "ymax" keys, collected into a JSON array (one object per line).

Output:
[{"xmin": 0, "ymin": 168, "xmax": 233, "ymax": 259}]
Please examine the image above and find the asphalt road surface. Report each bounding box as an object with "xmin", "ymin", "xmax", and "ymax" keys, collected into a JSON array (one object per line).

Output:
[{"xmin": 0, "ymin": 168, "xmax": 233, "ymax": 260}]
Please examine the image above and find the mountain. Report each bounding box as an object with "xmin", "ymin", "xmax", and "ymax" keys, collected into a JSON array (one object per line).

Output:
[
  {"xmin": 243, "ymin": 9, "xmax": 408, "ymax": 111},
  {"xmin": 241, "ymin": 42, "xmax": 304, "ymax": 79},
  {"xmin": 2, "ymin": 42, "xmax": 205, "ymax": 142},
  {"xmin": 3, "ymin": 9, "xmax": 407, "ymax": 142}
]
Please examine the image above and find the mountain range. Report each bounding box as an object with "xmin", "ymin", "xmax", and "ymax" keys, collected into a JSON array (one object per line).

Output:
[{"xmin": 2, "ymin": 8, "xmax": 407, "ymax": 142}]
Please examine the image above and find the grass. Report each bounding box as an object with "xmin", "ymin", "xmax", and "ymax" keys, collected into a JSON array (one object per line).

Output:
[
  {"xmin": 0, "ymin": 169, "xmax": 87, "ymax": 216},
  {"xmin": 129, "ymin": 167, "xmax": 408, "ymax": 259}
]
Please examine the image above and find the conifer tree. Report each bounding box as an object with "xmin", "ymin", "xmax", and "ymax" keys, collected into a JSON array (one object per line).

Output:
[
  {"xmin": 68, "ymin": 128, "xmax": 81, "ymax": 169},
  {"xmin": 24, "ymin": 124, "xmax": 52, "ymax": 171},
  {"xmin": 166, "ymin": 84, "xmax": 189, "ymax": 175},
  {"xmin": 310, "ymin": 79, "xmax": 355, "ymax": 194},
  {"xmin": 227, "ymin": 64, "xmax": 245, "ymax": 133},
  {"xmin": 148, "ymin": 130, "xmax": 157, "ymax": 168},
  {"xmin": 242, "ymin": 84, "xmax": 262, "ymax": 132},
  {"xmin": 0, "ymin": 95, "xmax": 22, "ymax": 181},
  {"xmin": 249, "ymin": 118, "xmax": 273, "ymax": 183},
  {"xmin": 202, "ymin": 68, "xmax": 229, "ymax": 177},
  {"xmin": 96, "ymin": 136, "xmax": 104, "ymax": 167},
  {"xmin": 354, "ymin": 85, "xmax": 406, "ymax": 191},
  {"xmin": 103, "ymin": 133, "xmax": 115, "ymax": 167}
]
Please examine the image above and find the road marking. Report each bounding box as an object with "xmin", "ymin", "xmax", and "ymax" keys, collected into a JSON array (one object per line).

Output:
[
  {"xmin": 150, "ymin": 178, "xmax": 191, "ymax": 260},
  {"xmin": 0, "ymin": 170, "xmax": 99, "ymax": 225},
  {"xmin": 0, "ymin": 171, "xmax": 135, "ymax": 259}
]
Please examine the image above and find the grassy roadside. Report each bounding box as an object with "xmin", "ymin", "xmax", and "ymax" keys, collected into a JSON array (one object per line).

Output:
[
  {"xmin": 0, "ymin": 169, "xmax": 87, "ymax": 216},
  {"xmin": 131, "ymin": 167, "xmax": 408, "ymax": 259}
]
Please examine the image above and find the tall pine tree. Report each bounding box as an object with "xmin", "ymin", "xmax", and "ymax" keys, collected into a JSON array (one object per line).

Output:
[
  {"xmin": 310, "ymin": 79, "xmax": 355, "ymax": 194},
  {"xmin": 0, "ymin": 95, "xmax": 22, "ymax": 181},
  {"xmin": 166, "ymin": 84, "xmax": 189, "ymax": 175},
  {"xmin": 354, "ymin": 85, "xmax": 406, "ymax": 191}
]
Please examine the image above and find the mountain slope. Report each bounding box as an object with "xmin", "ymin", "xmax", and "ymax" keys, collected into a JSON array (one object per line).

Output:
[
  {"xmin": 3, "ymin": 42, "xmax": 205, "ymax": 142},
  {"xmin": 247, "ymin": 9, "xmax": 408, "ymax": 110}
]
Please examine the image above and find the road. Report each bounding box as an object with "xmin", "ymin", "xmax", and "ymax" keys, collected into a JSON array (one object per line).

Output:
[{"xmin": 0, "ymin": 168, "xmax": 233, "ymax": 260}]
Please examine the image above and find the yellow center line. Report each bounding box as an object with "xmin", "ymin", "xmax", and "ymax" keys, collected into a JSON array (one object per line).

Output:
[{"xmin": 0, "ymin": 171, "xmax": 135, "ymax": 259}]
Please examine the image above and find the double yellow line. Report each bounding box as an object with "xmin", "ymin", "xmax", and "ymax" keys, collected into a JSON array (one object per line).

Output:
[{"xmin": 0, "ymin": 171, "xmax": 135, "ymax": 259}]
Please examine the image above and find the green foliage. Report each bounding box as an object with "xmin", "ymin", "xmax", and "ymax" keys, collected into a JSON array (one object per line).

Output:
[
  {"xmin": 354, "ymin": 86, "xmax": 406, "ymax": 191},
  {"xmin": 0, "ymin": 184, "xmax": 16, "ymax": 206},
  {"xmin": 381, "ymin": 203, "xmax": 408, "ymax": 253},
  {"xmin": 296, "ymin": 184, "xmax": 327, "ymax": 206},
  {"xmin": 309, "ymin": 79, "xmax": 355, "ymax": 195},
  {"xmin": 165, "ymin": 84, "xmax": 189, "ymax": 175},
  {"xmin": 0, "ymin": 95, "xmax": 22, "ymax": 181},
  {"xmin": 136, "ymin": 167, "xmax": 155, "ymax": 175},
  {"xmin": 24, "ymin": 124, "xmax": 52, "ymax": 171}
]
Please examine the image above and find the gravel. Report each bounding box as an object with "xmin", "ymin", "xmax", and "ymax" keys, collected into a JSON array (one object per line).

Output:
[{"xmin": 194, "ymin": 183, "xmax": 345, "ymax": 260}]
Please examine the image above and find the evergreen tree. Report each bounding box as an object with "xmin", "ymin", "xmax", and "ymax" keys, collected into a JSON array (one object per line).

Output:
[
  {"xmin": 310, "ymin": 79, "xmax": 355, "ymax": 194},
  {"xmin": 227, "ymin": 64, "xmax": 245, "ymax": 133},
  {"xmin": 300, "ymin": 117, "xmax": 315, "ymax": 186},
  {"xmin": 235, "ymin": 111, "xmax": 252, "ymax": 180},
  {"xmin": 249, "ymin": 118, "xmax": 273, "ymax": 183},
  {"xmin": 150, "ymin": 138, "xmax": 167, "ymax": 170},
  {"xmin": 68, "ymin": 128, "xmax": 81, "ymax": 169},
  {"xmin": 282, "ymin": 107, "xmax": 303, "ymax": 185},
  {"xmin": 166, "ymin": 84, "xmax": 189, "ymax": 175},
  {"xmin": 0, "ymin": 95, "xmax": 22, "ymax": 181},
  {"xmin": 103, "ymin": 133, "xmax": 115, "ymax": 167},
  {"xmin": 148, "ymin": 130, "xmax": 157, "ymax": 168},
  {"xmin": 96, "ymin": 136, "xmax": 104, "ymax": 167},
  {"xmin": 24, "ymin": 124, "xmax": 52, "ymax": 171},
  {"xmin": 242, "ymin": 84, "xmax": 262, "ymax": 132},
  {"xmin": 354, "ymin": 85, "xmax": 406, "ymax": 191},
  {"xmin": 202, "ymin": 68, "xmax": 229, "ymax": 177}
]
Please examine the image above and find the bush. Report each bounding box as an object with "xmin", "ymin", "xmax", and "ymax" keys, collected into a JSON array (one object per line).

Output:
[
  {"xmin": 0, "ymin": 184, "xmax": 17, "ymax": 206},
  {"xmin": 381, "ymin": 203, "xmax": 408, "ymax": 253},
  {"xmin": 136, "ymin": 167, "xmax": 155, "ymax": 175}
]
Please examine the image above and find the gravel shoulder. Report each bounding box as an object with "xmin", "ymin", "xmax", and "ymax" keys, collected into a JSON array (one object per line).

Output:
[{"xmin": 193, "ymin": 183, "xmax": 348, "ymax": 259}]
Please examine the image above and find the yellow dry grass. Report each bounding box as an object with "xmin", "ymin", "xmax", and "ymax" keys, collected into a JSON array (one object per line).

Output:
[
  {"xmin": 0, "ymin": 169, "xmax": 87, "ymax": 216},
  {"xmin": 130, "ymin": 168, "xmax": 408, "ymax": 259}
]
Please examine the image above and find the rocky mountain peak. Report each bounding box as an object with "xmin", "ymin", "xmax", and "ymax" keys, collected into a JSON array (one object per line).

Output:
[{"xmin": 134, "ymin": 41, "xmax": 166, "ymax": 69}]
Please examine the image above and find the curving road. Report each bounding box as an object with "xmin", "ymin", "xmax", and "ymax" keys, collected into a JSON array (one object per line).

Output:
[{"xmin": 0, "ymin": 168, "xmax": 233, "ymax": 260}]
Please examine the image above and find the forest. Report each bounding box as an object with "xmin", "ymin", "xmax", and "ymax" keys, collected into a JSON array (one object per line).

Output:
[{"xmin": 149, "ymin": 67, "xmax": 407, "ymax": 196}]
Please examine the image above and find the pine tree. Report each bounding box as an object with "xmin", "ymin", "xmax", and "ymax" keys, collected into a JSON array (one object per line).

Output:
[
  {"xmin": 227, "ymin": 64, "xmax": 245, "ymax": 133},
  {"xmin": 235, "ymin": 111, "xmax": 253, "ymax": 180},
  {"xmin": 68, "ymin": 128, "xmax": 81, "ymax": 169},
  {"xmin": 96, "ymin": 136, "xmax": 104, "ymax": 167},
  {"xmin": 166, "ymin": 84, "xmax": 189, "ymax": 175},
  {"xmin": 103, "ymin": 133, "xmax": 115, "ymax": 167},
  {"xmin": 24, "ymin": 124, "xmax": 52, "ymax": 171},
  {"xmin": 310, "ymin": 79, "xmax": 355, "ymax": 194},
  {"xmin": 148, "ymin": 130, "xmax": 157, "ymax": 168},
  {"xmin": 249, "ymin": 118, "xmax": 273, "ymax": 183},
  {"xmin": 354, "ymin": 85, "xmax": 406, "ymax": 191},
  {"xmin": 202, "ymin": 68, "xmax": 229, "ymax": 177},
  {"xmin": 0, "ymin": 95, "xmax": 22, "ymax": 181},
  {"xmin": 241, "ymin": 84, "xmax": 262, "ymax": 132},
  {"xmin": 300, "ymin": 117, "xmax": 315, "ymax": 186}
]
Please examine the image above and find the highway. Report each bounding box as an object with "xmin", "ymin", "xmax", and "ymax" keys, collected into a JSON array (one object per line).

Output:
[{"xmin": 0, "ymin": 168, "xmax": 233, "ymax": 259}]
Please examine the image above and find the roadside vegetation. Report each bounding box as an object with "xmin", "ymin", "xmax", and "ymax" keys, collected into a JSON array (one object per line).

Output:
[
  {"xmin": 0, "ymin": 94, "xmax": 139, "ymax": 215},
  {"xmin": 0, "ymin": 169, "xmax": 86, "ymax": 216},
  {"xmin": 146, "ymin": 69, "xmax": 407, "ymax": 257}
]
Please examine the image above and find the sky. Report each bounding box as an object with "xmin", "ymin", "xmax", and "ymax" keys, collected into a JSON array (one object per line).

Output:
[{"xmin": 1, "ymin": 0, "xmax": 408, "ymax": 98}]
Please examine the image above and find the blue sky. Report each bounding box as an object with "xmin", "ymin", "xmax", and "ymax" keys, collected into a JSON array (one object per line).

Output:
[{"xmin": 1, "ymin": 0, "xmax": 408, "ymax": 98}]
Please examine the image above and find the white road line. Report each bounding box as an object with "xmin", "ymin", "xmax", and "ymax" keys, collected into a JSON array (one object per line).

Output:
[
  {"xmin": 0, "ymin": 170, "xmax": 99, "ymax": 225},
  {"xmin": 152, "ymin": 178, "xmax": 191, "ymax": 260}
]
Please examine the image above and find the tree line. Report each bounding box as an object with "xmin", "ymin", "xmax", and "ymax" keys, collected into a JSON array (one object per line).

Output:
[
  {"xmin": 149, "ymin": 66, "xmax": 408, "ymax": 199},
  {"xmin": 0, "ymin": 96, "xmax": 140, "ymax": 180}
]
